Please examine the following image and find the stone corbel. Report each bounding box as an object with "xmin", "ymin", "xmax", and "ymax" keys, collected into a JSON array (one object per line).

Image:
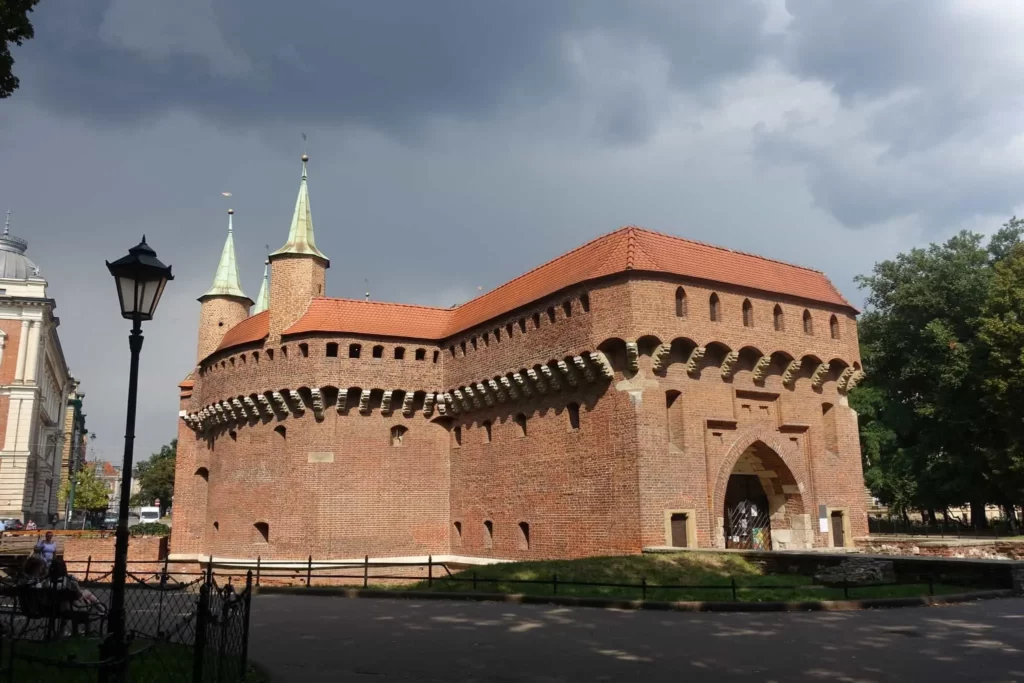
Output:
[
  {"xmin": 244, "ymin": 396, "xmax": 258, "ymax": 416},
  {"xmin": 310, "ymin": 388, "xmax": 324, "ymax": 419},
  {"xmin": 475, "ymin": 382, "xmax": 495, "ymax": 407},
  {"xmin": 557, "ymin": 360, "xmax": 579, "ymax": 387},
  {"xmin": 512, "ymin": 372, "xmax": 532, "ymax": 398},
  {"xmin": 501, "ymin": 376, "xmax": 519, "ymax": 400},
  {"xmin": 221, "ymin": 401, "xmax": 235, "ymax": 421},
  {"xmin": 424, "ymin": 393, "xmax": 437, "ymax": 416},
  {"xmin": 271, "ymin": 391, "xmax": 288, "ymax": 415},
  {"xmin": 651, "ymin": 343, "xmax": 672, "ymax": 373},
  {"xmin": 810, "ymin": 362, "xmax": 830, "ymax": 389},
  {"xmin": 751, "ymin": 356, "xmax": 771, "ymax": 383},
  {"xmin": 358, "ymin": 389, "xmax": 372, "ymax": 414},
  {"xmin": 573, "ymin": 355, "xmax": 596, "ymax": 382},
  {"xmin": 453, "ymin": 388, "xmax": 472, "ymax": 412},
  {"xmin": 487, "ymin": 379, "xmax": 508, "ymax": 403},
  {"xmin": 381, "ymin": 390, "xmax": 394, "ymax": 415},
  {"xmin": 527, "ymin": 368, "xmax": 548, "ymax": 394},
  {"xmin": 589, "ymin": 351, "xmax": 614, "ymax": 379},
  {"xmin": 846, "ymin": 369, "xmax": 866, "ymax": 390},
  {"xmin": 720, "ymin": 351, "xmax": 740, "ymax": 380},
  {"xmin": 836, "ymin": 367, "xmax": 855, "ymax": 391},
  {"xmin": 232, "ymin": 398, "xmax": 246, "ymax": 419},
  {"xmin": 262, "ymin": 395, "xmax": 278, "ymax": 417},
  {"xmin": 540, "ymin": 365, "xmax": 562, "ymax": 391},
  {"xmin": 782, "ymin": 359, "xmax": 802, "ymax": 387},
  {"xmin": 402, "ymin": 391, "xmax": 415, "ymax": 417},
  {"xmin": 685, "ymin": 346, "xmax": 706, "ymax": 376},
  {"xmin": 625, "ymin": 342, "xmax": 639, "ymax": 373},
  {"xmin": 285, "ymin": 390, "xmax": 305, "ymax": 416}
]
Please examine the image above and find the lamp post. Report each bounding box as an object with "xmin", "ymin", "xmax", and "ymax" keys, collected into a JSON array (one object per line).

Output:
[{"xmin": 103, "ymin": 236, "xmax": 172, "ymax": 672}]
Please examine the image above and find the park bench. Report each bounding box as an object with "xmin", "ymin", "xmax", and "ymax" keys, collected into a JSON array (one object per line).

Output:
[{"xmin": 0, "ymin": 582, "xmax": 106, "ymax": 640}]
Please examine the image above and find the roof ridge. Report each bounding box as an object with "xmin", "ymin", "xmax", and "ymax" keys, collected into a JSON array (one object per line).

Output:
[
  {"xmin": 624, "ymin": 226, "xmax": 665, "ymax": 271},
  {"xmin": 449, "ymin": 226, "xmax": 631, "ymax": 311},
  {"xmin": 313, "ymin": 296, "xmax": 454, "ymax": 313},
  {"xmin": 628, "ymin": 224, "xmax": 830, "ymax": 276}
]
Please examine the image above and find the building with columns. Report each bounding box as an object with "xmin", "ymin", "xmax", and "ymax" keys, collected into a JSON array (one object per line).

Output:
[
  {"xmin": 173, "ymin": 156, "xmax": 868, "ymax": 562},
  {"xmin": 0, "ymin": 214, "xmax": 75, "ymax": 524}
]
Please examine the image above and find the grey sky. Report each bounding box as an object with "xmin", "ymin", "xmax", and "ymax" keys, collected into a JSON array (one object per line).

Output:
[{"xmin": 1, "ymin": 0, "xmax": 1022, "ymax": 465}]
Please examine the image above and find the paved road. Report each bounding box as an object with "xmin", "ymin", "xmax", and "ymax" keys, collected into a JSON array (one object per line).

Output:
[{"xmin": 248, "ymin": 595, "xmax": 1024, "ymax": 682}]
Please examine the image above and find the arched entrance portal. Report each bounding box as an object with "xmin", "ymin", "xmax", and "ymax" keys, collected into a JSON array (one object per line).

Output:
[{"xmin": 721, "ymin": 442, "xmax": 810, "ymax": 550}]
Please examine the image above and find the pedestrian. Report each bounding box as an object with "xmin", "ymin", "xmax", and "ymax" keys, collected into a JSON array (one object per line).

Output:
[
  {"xmin": 0, "ymin": 518, "xmax": 6, "ymax": 537},
  {"xmin": 25, "ymin": 520, "xmax": 37, "ymax": 531},
  {"xmin": 34, "ymin": 531, "xmax": 57, "ymax": 567}
]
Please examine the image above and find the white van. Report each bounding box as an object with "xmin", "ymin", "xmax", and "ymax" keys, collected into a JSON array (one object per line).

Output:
[{"xmin": 139, "ymin": 506, "xmax": 161, "ymax": 523}]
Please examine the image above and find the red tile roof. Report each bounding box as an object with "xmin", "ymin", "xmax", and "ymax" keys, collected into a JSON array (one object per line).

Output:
[
  {"xmin": 215, "ymin": 310, "xmax": 269, "ymax": 352},
  {"xmin": 213, "ymin": 226, "xmax": 854, "ymax": 352}
]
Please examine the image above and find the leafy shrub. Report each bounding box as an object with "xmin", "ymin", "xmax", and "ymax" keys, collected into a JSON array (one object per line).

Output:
[{"xmin": 129, "ymin": 522, "xmax": 170, "ymax": 537}]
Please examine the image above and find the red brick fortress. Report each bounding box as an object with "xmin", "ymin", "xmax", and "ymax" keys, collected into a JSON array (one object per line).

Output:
[{"xmin": 173, "ymin": 155, "xmax": 868, "ymax": 562}]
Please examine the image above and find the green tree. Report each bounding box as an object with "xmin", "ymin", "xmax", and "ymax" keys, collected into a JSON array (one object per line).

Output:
[
  {"xmin": 0, "ymin": 0, "xmax": 40, "ymax": 99},
  {"xmin": 57, "ymin": 465, "xmax": 110, "ymax": 512},
  {"xmin": 854, "ymin": 219, "xmax": 1023, "ymax": 525},
  {"xmin": 131, "ymin": 440, "xmax": 176, "ymax": 516},
  {"xmin": 977, "ymin": 242, "xmax": 1024, "ymax": 514}
]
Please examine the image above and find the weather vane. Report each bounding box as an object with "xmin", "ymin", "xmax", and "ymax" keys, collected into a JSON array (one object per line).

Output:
[{"xmin": 302, "ymin": 132, "xmax": 307, "ymax": 156}]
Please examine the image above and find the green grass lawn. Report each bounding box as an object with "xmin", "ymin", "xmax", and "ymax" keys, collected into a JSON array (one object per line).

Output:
[
  {"xmin": 7, "ymin": 638, "xmax": 268, "ymax": 682},
  {"xmin": 409, "ymin": 553, "xmax": 970, "ymax": 603}
]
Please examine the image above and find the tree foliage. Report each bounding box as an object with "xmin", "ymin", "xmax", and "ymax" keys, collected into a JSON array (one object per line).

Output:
[
  {"xmin": 130, "ymin": 440, "xmax": 176, "ymax": 516},
  {"xmin": 0, "ymin": 0, "xmax": 40, "ymax": 99},
  {"xmin": 855, "ymin": 218, "xmax": 1024, "ymax": 523},
  {"xmin": 57, "ymin": 465, "xmax": 110, "ymax": 512}
]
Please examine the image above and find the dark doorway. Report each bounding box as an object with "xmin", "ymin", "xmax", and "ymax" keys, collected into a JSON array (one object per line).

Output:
[
  {"xmin": 724, "ymin": 474, "xmax": 772, "ymax": 550},
  {"xmin": 670, "ymin": 513, "xmax": 689, "ymax": 548},
  {"xmin": 830, "ymin": 511, "xmax": 846, "ymax": 547}
]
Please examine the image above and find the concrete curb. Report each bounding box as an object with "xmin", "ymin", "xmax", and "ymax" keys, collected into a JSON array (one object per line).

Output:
[{"xmin": 252, "ymin": 586, "xmax": 1014, "ymax": 612}]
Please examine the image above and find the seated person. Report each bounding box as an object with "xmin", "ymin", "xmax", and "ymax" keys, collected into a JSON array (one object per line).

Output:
[
  {"xmin": 47, "ymin": 558, "xmax": 105, "ymax": 636},
  {"xmin": 18, "ymin": 555, "xmax": 48, "ymax": 585}
]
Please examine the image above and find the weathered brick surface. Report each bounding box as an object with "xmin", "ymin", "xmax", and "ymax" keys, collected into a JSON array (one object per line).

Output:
[
  {"xmin": 856, "ymin": 538, "xmax": 1024, "ymax": 561},
  {"xmin": 60, "ymin": 535, "xmax": 166, "ymax": 578},
  {"xmin": 176, "ymin": 270, "xmax": 867, "ymax": 561}
]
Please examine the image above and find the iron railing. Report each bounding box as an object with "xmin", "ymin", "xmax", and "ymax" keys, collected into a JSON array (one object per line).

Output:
[{"xmin": 0, "ymin": 561, "xmax": 253, "ymax": 682}]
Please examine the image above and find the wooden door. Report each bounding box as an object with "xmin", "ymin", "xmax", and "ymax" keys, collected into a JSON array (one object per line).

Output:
[
  {"xmin": 670, "ymin": 513, "xmax": 688, "ymax": 547},
  {"xmin": 830, "ymin": 511, "xmax": 845, "ymax": 547}
]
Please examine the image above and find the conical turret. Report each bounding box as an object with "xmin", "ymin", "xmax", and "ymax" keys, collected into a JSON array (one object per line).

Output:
[
  {"xmin": 253, "ymin": 258, "xmax": 270, "ymax": 313},
  {"xmin": 196, "ymin": 209, "xmax": 254, "ymax": 362},
  {"xmin": 268, "ymin": 154, "xmax": 330, "ymax": 339}
]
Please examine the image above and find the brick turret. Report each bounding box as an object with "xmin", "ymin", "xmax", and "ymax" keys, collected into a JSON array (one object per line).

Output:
[
  {"xmin": 196, "ymin": 209, "xmax": 253, "ymax": 362},
  {"xmin": 268, "ymin": 154, "xmax": 329, "ymax": 340}
]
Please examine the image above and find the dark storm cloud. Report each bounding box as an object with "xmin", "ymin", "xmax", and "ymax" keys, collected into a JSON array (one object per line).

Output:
[{"xmin": 19, "ymin": 0, "xmax": 772, "ymax": 139}]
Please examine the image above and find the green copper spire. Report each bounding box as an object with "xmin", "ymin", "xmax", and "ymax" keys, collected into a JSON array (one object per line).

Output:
[
  {"xmin": 200, "ymin": 209, "xmax": 253, "ymax": 303},
  {"xmin": 253, "ymin": 258, "xmax": 270, "ymax": 313},
  {"xmin": 269, "ymin": 154, "xmax": 329, "ymax": 263}
]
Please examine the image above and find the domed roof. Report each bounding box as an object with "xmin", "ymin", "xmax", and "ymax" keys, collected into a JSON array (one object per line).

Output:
[{"xmin": 0, "ymin": 231, "xmax": 40, "ymax": 280}]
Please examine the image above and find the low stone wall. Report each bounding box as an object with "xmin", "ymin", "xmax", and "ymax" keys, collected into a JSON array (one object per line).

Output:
[
  {"xmin": 60, "ymin": 535, "xmax": 168, "ymax": 579},
  {"xmin": 855, "ymin": 537, "xmax": 1024, "ymax": 561}
]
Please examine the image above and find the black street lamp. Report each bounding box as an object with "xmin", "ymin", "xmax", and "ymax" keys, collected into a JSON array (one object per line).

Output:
[{"xmin": 103, "ymin": 236, "xmax": 173, "ymax": 669}]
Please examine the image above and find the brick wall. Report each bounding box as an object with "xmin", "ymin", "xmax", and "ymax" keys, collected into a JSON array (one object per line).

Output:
[
  {"xmin": 176, "ymin": 273, "xmax": 867, "ymax": 561},
  {"xmin": 60, "ymin": 535, "xmax": 167, "ymax": 578}
]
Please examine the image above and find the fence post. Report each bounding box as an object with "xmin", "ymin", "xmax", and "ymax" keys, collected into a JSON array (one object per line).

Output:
[
  {"xmin": 306, "ymin": 555, "xmax": 313, "ymax": 588},
  {"xmin": 364, "ymin": 555, "xmax": 369, "ymax": 589},
  {"xmin": 553, "ymin": 573, "xmax": 558, "ymax": 596},
  {"xmin": 731, "ymin": 577, "xmax": 737, "ymax": 602},
  {"xmin": 241, "ymin": 571, "xmax": 253, "ymax": 677},
  {"xmin": 256, "ymin": 556, "xmax": 261, "ymax": 588},
  {"xmin": 641, "ymin": 577, "xmax": 647, "ymax": 601},
  {"xmin": 85, "ymin": 555, "xmax": 92, "ymax": 582},
  {"xmin": 193, "ymin": 581, "xmax": 210, "ymax": 683},
  {"xmin": 428, "ymin": 555, "xmax": 433, "ymax": 588}
]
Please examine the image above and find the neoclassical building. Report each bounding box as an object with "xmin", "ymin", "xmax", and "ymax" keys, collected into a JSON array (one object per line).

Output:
[
  {"xmin": 173, "ymin": 156, "xmax": 867, "ymax": 561},
  {"xmin": 0, "ymin": 213, "xmax": 76, "ymax": 525}
]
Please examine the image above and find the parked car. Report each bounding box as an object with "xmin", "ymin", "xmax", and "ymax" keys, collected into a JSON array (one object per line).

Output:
[
  {"xmin": 100, "ymin": 514, "xmax": 119, "ymax": 531},
  {"xmin": 1, "ymin": 519, "xmax": 24, "ymax": 531}
]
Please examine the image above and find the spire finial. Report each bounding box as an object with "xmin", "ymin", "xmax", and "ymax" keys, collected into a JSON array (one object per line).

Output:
[
  {"xmin": 3, "ymin": 210, "xmax": 9, "ymax": 236},
  {"xmin": 227, "ymin": 208, "xmax": 234, "ymax": 233}
]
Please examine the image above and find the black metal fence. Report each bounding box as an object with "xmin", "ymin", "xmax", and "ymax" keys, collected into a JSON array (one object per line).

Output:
[
  {"xmin": 0, "ymin": 561, "xmax": 252, "ymax": 682},
  {"xmin": 868, "ymin": 517, "xmax": 1020, "ymax": 538}
]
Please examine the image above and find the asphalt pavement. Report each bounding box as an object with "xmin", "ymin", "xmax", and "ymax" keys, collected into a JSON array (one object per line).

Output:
[{"xmin": 247, "ymin": 594, "xmax": 1024, "ymax": 682}]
